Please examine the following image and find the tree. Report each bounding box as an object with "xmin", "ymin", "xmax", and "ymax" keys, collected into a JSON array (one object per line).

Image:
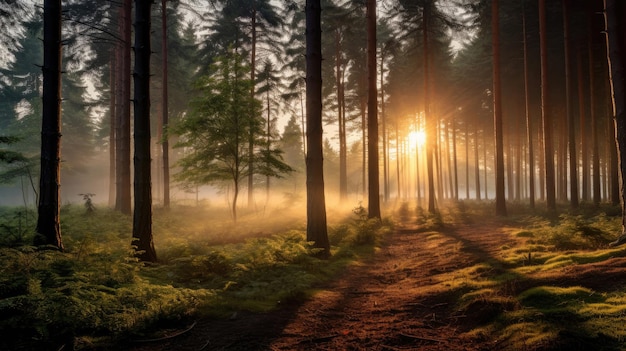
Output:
[
  {"xmin": 35, "ymin": 0, "xmax": 63, "ymax": 250},
  {"xmin": 563, "ymin": 0, "xmax": 578, "ymax": 209},
  {"xmin": 539, "ymin": 0, "xmax": 556, "ymax": 211},
  {"xmin": 161, "ymin": 0, "xmax": 171, "ymax": 209},
  {"xmin": 366, "ymin": 0, "xmax": 380, "ymax": 219},
  {"xmin": 305, "ymin": 0, "xmax": 330, "ymax": 257},
  {"xmin": 132, "ymin": 0, "xmax": 156, "ymax": 262},
  {"xmin": 115, "ymin": 0, "xmax": 132, "ymax": 215},
  {"xmin": 256, "ymin": 59, "xmax": 289, "ymax": 201},
  {"xmin": 605, "ymin": 0, "xmax": 626, "ymax": 245},
  {"xmin": 175, "ymin": 52, "xmax": 290, "ymax": 221},
  {"xmin": 423, "ymin": 2, "xmax": 436, "ymax": 213},
  {"xmin": 492, "ymin": 0, "xmax": 507, "ymax": 216},
  {"xmin": 207, "ymin": 0, "xmax": 283, "ymax": 208},
  {"xmin": 522, "ymin": 0, "xmax": 535, "ymax": 209}
]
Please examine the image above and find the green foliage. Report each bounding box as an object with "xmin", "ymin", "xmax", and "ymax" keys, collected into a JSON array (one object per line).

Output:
[
  {"xmin": 173, "ymin": 51, "xmax": 291, "ymax": 220},
  {"xmin": 0, "ymin": 208, "xmax": 34, "ymax": 246},
  {"xmin": 79, "ymin": 193, "xmax": 96, "ymax": 214},
  {"xmin": 531, "ymin": 214, "xmax": 619, "ymax": 250},
  {"xmin": 327, "ymin": 204, "xmax": 392, "ymax": 248},
  {"xmin": 0, "ymin": 204, "xmax": 386, "ymax": 348}
]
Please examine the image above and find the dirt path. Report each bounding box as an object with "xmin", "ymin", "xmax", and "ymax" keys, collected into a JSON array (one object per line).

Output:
[{"xmin": 127, "ymin": 219, "xmax": 521, "ymax": 351}]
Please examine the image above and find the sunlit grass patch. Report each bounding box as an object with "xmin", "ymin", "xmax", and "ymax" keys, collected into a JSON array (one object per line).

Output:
[
  {"xmin": 579, "ymin": 293, "xmax": 626, "ymax": 342},
  {"xmin": 518, "ymin": 286, "xmax": 601, "ymax": 311},
  {"xmin": 544, "ymin": 248, "xmax": 626, "ymax": 265},
  {"xmin": 515, "ymin": 230, "xmax": 535, "ymax": 238},
  {"xmin": 435, "ymin": 263, "xmax": 498, "ymax": 290},
  {"xmin": 499, "ymin": 321, "xmax": 560, "ymax": 350},
  {"xmin": 529, "ymin": 214, "xmax": 620, "ymax": 250}
]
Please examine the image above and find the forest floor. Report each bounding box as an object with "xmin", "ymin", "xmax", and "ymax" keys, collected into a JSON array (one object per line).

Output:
[{"xmin": 125, "ymin": 212, "xmax": 626, "ymax": 351}]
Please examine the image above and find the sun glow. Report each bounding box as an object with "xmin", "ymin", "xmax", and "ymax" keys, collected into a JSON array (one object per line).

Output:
[{"xmin": 408, "ymin": 130, "xmax": 426, "ymax": 148}]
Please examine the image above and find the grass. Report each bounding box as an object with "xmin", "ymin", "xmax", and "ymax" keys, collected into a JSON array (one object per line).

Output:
[
  {"xmin": 0, "ymin": 202, "xmax": 391, "ymax": 350},
  {"xmin": 385, "ymin": 200, "xmax": 626, "ymax": 350},
  {"xmin": 3, "ymin": 200, "xmax": 626, "ymax": 350}
]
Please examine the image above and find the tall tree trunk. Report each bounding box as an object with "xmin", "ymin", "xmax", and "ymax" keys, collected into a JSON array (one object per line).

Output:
[
  {"xmin": 610, "ymin": 105, "xmax": 620, "ymax": 205},
  {"xmin": 578, "ymin": 46, "xmax": 590, "ymax": 202},
  {"xmin": 133, "ymin": 0, "xmax": 156, "ymax": 263},
  {"xmin": 367, "ymin": 0, "xmax": 380, "ymax": 219},
  {"xmin": 452, "ymin": 114, "xmax": 458, "ymax": 201},
  {"xmin": 35, "ymin": 0, "xmax": 63, "ymax": 250},
  {"xmin": 589, "ymin": 4, "xmax": 601, "ymax": 205},
  {"xmin": 539, "ymin": 0, "xmax": 556, "ymax": 210},
  {"xmin": 248, "ymin": 10, "xmax": 258, "ymax": 209},
  {"xmin": 108, "ymin": 50, "xmax": 116, "ymax": 208},
  {"xmin": 436, "ymin": 118, "xmax": 444, "ymax": 200},
  {"xmin": 381, "ymin": 50, "xmax": 389, "ymax": 202},
  {"xmin": 483, "ymin": 129, "xmax": 489, "ymax": 199},
  {"xmin": 515, "ymin": 110, "xmax": 522, "ymax": 201},
  {"xmin": 161, "ymin": 0, "xmax": 170, "ymax": 209},
  {"xmin": 396, "ymin": 118, "xmax": 401, "ymax": 200},
  {"xmin": 116, "ymin": 0, "xmax": 132, "ymax": 215},
  {"xmin": 605, "ymin": 0, "xmax": 626, "ymax": 243},
  {"xmin": 493, "ymin": 0, "xmax": 507, "ymax": 214},
  {"xmin": 506, "ymin": 132, "xmax": 513, "ymax": 200},
  {"xmin": 523, "ymin": 0, "xmax": 535, "ymax": 208},
  {"xmin": 305, "ymin": 0, "xmax": 330, "ymax": 257},
  {"xmin": 155, "ymin": 105, "xmax": 163, "ymax": 203},
  {"xmin": 538, "ymin": 123, "xmax": 545, "ymax": 200},
  {"xmin": 336, "ymin": 29, "xmax": 348, "ymax": 202},
  {"xmin": 474, "ymin": 126, "xmax": 481, "ymax": 200},
  {"xmin": 465, "ymin": 120, "xmax": 470, "ymax": 199},
  {"xmin": 415, "ymin": 132, "xmax": 422, "ymax": 206},
  {"xmin": 266, "ymin": 88, "xmax": 271, "ymax": 202},
  {"xmin": 563, "ymin": 0, "xmax": 578, "ymax": 208},
  {"xmin": 445, "ymin": 120, "xmax": 454, "ymax": 199},
  {"xmin": 423, "ymin": 3, "xmax": 436, "ymax": 213}
]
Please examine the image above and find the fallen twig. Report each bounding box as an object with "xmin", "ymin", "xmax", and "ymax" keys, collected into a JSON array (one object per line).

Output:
[
  {"xmin": 399, "ymin": 332, "xmax": 444, "ymax": 343},
  {"xmin": 197, "ymin": 338, "xmax": 211, "ymax": 351},
  {"xmin": 131, "ymin": 321, "xmax": 197, "ymax": 343}
]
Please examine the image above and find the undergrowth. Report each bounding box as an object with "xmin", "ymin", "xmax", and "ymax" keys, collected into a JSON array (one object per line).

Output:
[
  {"xmin": 0, "ymin": 203, "xmax": 391, "ymax": 350},
  {"xmin": 430, "ymin": 203, "xmax": 626, "ymax": 350}
]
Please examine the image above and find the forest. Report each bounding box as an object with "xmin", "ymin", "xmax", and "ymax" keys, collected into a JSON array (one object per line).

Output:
[{"xmin": 1, "ymin": 0, "xmax": 626, "ymax": 349}]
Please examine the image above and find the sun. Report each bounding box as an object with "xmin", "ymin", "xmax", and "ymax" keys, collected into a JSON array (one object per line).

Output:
[{"xmin": 408, "ymin": 130, "xmax": 426, "ymax": 147}]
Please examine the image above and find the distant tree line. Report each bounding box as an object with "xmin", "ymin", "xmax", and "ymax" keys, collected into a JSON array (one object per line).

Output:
[{"xmin": 3, "ymin": 0, "xmax": 626, "ymax": 257}]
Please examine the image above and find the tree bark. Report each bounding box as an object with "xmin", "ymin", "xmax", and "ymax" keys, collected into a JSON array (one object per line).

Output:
[
  {"xmin": 133, "ymin": 0, "xmax": 157, "ymax": 263},
  {"xmin": 605, "ymin": 0, "xmax": 626, "ymax": 245},
  {"xmin": 367, "ymin": 0, "xmax": 380, "ymax": 219},
  {"xmin": 492, "ymin": 0, "xmax": 506, "ymax": 216},
  {"xmin": 589, "ymin": 3, "xmax": 601, "ymax": 205},
  {"xmin": 523, "ymin": 0, "xmax": 535, "ymax": 208},
  {"xmin": 465, "ymin": 120, "xmax": 469, "ymax": 199},
  {"xmin": 305, "ymin": 0, "xmax": 330, "ymax": 257},
  {"xmin": 116, "ymin": 0, "xmax": 132, "ymax": 215},
  {"xmin": 381, "ymin": 49, "xmax": 389, "ymax": 202},
  {"xmin": 578, "ymin": 46, "xmax": 590, "ymax": 202},
  {"xmin": 35, "ymin": 0, "xmax": 63, "ymax": 250},
  {"xmin": 108, "ymin": 49, "xmax": 116, "ymax": 208},
  {"xmin": 563, "ymin": 0, "xmax": 578, "ymax": 208},
  {"xmin": 161, "ymin": 0, "xmax": 170, "ymax": 209},
  {"xmin": 248, "ymin": 9, "xmax": 257, "ymax": 209},
  {"xmin": 336, "ymin": 29, "xmax": 348, "ymax": 202},
  {"xmin": 452, "ymin": 114, "xmax": 458, "ymax": 201},
  {"xmin": 539, "ymin": 0, "xmax": 556, "ymax": 211},
  {"xmin": 423, "ymin": 2, "xmax": 436, "ymax": 213},
  {"xmin": 474, "ymin": 125, "xmax": 481, "ymax": 200}
]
